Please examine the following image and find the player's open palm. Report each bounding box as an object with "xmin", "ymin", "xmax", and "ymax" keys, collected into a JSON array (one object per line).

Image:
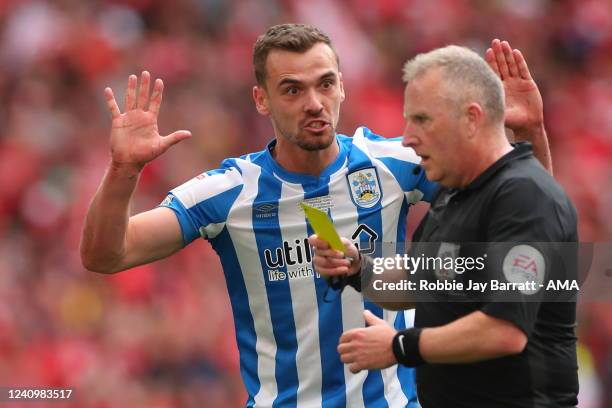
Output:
[
  {"xmin": 485, "ymin": 39, "xmax": 544, "ymax": 134},
  {"xmin": 104, "ymin": 71, "xmax": 191, "ymax": 170}
]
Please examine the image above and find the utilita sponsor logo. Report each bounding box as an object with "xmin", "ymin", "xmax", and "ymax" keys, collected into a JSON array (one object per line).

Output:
[
  {"xmin": 264, "ymin": 238, "xmax": 319, "ymax": 282},
  {"xmin": 264, "ymin": 238, "xmax": 312, "ymax": 268},
  {"xmin": 262, "ymin": 224, "xmax": 379, "ymax": 283}
]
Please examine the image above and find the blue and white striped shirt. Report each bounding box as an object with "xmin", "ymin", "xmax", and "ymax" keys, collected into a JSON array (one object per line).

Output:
[{"xmin": 162, "ymin": 127, "xmax": 437, "ymax": 407}]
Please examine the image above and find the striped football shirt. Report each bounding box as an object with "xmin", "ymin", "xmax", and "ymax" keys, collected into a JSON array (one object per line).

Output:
[{"xmin": 161, "ymin": 127, "xmax": 437, "ymax": 408}]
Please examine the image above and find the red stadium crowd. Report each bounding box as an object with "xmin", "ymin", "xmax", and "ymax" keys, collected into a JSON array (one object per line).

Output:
[{"xmin": 0, "ymin": 0, "xmax": 610, "ymax": 407}]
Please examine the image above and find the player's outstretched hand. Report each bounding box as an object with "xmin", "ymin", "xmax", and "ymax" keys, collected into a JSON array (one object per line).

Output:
[
  {"xmin": 485, "ymin": 39, "xmax": 544, "ymax": 136},
  {"xmin": 338, "ymin": 310, "xmax": 398, "ymax": 373},
  {"xmin": 308, "ymin": 234, "xmax": 361, "ymax": 277},
  {"xmin": 105, "ymin": 71, "xmax": 192, "ymax": 171}
]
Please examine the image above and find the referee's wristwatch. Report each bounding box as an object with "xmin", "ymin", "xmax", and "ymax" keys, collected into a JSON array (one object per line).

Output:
[{"xmin": 392, "ymin": 328, "xmax": 426, "ymax": 367}]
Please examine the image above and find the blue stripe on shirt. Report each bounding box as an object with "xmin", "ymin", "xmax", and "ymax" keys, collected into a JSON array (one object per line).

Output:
[
  {"xmin": 252, "ymin": 171, "xmax": 299, "ymax": 408},
  {"xmin": 212, "ymin": 228, "xmax": 259, "ymax": 407},
  {"xmin": 348, "ymin": 144, "xmax": 388, "ymax": 408},
  {"xmin": 304, "ymin": 181, "xmax": 348, "ymax": 408}
]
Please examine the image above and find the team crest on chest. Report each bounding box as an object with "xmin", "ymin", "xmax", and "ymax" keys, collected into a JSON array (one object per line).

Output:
[{"xmin": 347, "ymin": 167, "xmax": 382, "ymax": 208}]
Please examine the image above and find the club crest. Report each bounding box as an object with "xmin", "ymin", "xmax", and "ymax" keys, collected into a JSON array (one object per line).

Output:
[{"xmin": 347, "ymin": 168, "xmax": 381, "ymax": 208}]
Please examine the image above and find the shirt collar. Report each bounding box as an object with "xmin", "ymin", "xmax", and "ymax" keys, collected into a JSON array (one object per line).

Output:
[
  {"xmin": 462, "ymin": 142, "xmax": 534, "ymax": 192},
  {"xmin": 264, "ymin": 137, "xmax": 348, "ymax": 185}
]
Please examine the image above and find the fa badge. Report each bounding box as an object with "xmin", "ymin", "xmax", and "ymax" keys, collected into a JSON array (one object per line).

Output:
[
  {"xmin": 435, "ymin": 242, "xmax": 461, "ymax": 280},
  {"xmin": 502, "ymin": 245, "xmax": 545, "ymax": 295},
  {"xmin": 347, "ymin": 168, "xmax": 382, "ymax": 208}
]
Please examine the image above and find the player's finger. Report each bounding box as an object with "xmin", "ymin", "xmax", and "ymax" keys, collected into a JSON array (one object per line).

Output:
[
  {"xmin": 339, "ymin": 237, "xmax": 359, "ymax": 257},
  {"xmin": 312, "ymin": 254, "xmax": 331, "ymax": 267},
  {"xmin": 333, "ymin": 249, "xmax": 346, "ymax": 258},
  {"xmin": 137, "ymin": 71, "xmax": 151, "ymax": 110},
  {"xmin": 308, "ymin": 234, "xmax": 320, "ymax": 246},
  {"xmin": 104, "ymin": 87, "xmax": 121, "ymax": 119},
  {"xmin": 337, "ymin": 341, "xmax": 352, "ymax": 354},
  {"xmin": 125, "ymin": 74, "xmax": 137, "ymax": 111},
  {"xmin": 314, "ymin": 248, "xmax": 344, "ymax": 259},
  {"xmin": 315, "ymin": 253, "xmax": 350, "ymax": 266},
  {"xmin": 308, "ymin": 235, "xmax": 331, "ymax": 250},
  {"xmin": 329, "ymin": 257, "xmax": 352, "ymax": 268},
  {"xmin": 314, "ymin": 249, "xmax": 341, "ymax": 259},
  {"xmin": 485, "ymin": 48, "xmax": 501, "ymax": 78},
  {"xmin": 492, "ymin": 39, "xmax": 509, "ymax": 79},
  {"xmin": 160, "ymin": 130, "xmax": 192, "ymax": 152},
  {"xmin": 340, "ymin": 329, "xmax": 358, "ymax": 344},
  {"xmin": 339, "ymin": 352, "xmax": 357, "ymax": 364},
  {"xmin": 363, "ymin": 310, "xmax": 384, "ymax": 326},
  {"xmin": 349, "ymin": 363, "xmax": 362, "ymax": 374},
  {"xmin": 513, "ymin": 49, "xmax": 533, "ymax": 80},
  {"xmin": 315, "ymin": 251, "xmax": 351, "ymax": 266},
  {"xmin": 312, "ymin": 251, "xmax": 337, "ymax": 265},
  {"xmin": 149, "ymin": 78, "xmax": 164, "ymax": 117},
  {"xmin": 501, "ymin": 41, "xmax": 519, "ymax": 77}
]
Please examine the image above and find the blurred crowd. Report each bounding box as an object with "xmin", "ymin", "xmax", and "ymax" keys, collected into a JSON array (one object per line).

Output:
[{"xmin": 0, "ymin": 0, "xmax": 610, "ymax": 407}]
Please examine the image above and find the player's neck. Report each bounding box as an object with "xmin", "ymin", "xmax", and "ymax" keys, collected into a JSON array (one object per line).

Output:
[{"xmin": 272, "ymin": 137, "xmax": 340, "ymax": 177}]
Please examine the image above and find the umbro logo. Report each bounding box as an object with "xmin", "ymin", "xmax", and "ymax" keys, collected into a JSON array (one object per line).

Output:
[
  {"xmin": 254, "ymin": 203, "xmax": 278, "ymax": 219},
  {"xmin": 254, "ymin": 203, "xmax": 278, "ymax": 213}
]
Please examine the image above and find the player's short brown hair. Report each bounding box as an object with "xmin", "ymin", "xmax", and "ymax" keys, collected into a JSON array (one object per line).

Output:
[{"xmin": 253, "ymin": 24, "xmax": 339, "ymax": 86}]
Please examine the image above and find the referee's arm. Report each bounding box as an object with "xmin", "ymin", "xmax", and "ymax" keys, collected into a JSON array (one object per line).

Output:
[{"xmin": 417, "ymin": 311, "xmax": 526, "ymax": 364}]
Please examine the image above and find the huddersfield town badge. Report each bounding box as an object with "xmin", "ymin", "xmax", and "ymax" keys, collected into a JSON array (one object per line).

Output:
[{"xmin": 347, "ymin": 168, "xmax": 382, "ymax": 208}]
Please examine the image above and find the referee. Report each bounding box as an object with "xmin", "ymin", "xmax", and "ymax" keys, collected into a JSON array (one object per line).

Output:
[{"xmin": 311, "ymin": 45, "xmax": 578, "ymax": 407}]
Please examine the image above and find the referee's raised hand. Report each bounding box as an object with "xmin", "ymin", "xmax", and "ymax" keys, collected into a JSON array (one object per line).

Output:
[
  {"xmin": 485, "ymin": 39, "xmax": 544, "ymax": 135},
  {"xmin": 485, "ymin": 39, "xmax": 552, "ymax": 173},
  {"xmin": 104, "ymin": 71, "xmax": 192, "ymax": 172}
]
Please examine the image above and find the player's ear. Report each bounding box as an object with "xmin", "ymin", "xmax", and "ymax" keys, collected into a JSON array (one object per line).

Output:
[
  {"xmin": 338, "ymin": 72, "xmax": 346, "ymax": 102},
  {"xmin": 253, "ymin": 85, "xmax": 270, "ymax": 116}
]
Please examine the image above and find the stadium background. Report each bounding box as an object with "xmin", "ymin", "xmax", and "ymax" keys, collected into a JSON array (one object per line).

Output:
[{"xmin": 0, "ymin": 0, "xmax": 610, "ymax": 407}]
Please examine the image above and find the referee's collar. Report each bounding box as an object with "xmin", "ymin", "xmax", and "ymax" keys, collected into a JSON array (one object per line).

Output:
[{"xmin": 462, "ymin": 142, "xmax": 533, "ymax": 192}]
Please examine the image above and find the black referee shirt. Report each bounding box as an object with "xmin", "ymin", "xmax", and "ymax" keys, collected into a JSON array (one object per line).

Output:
[{"xmin": 412, "ymin": 143, "xmax": 579, "ymax": 408}]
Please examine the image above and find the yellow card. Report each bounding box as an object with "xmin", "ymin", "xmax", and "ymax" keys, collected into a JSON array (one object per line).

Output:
[{"xmin": 300, "ymin": 203, "xmax": 346, "ymax": 253}]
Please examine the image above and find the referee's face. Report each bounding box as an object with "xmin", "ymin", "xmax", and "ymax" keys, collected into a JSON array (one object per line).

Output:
[
  {"xmin": 252, "ymin": 43, "xmax": 345, "ymax": 152},
  {"xmin": 402, "ymin": 69, "xmax": 464, "ymax": 187}
]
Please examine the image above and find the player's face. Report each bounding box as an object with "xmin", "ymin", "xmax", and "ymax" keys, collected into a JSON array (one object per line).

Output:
[
  {"xmin": 402, "ymin": 69, "xmax": 465, "ymax": 187},
  {"xmin": 253, "ymin": 43, "xmax": 345, "ymax": 151}
]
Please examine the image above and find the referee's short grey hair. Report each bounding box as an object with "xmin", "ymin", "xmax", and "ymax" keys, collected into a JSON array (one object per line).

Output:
[{"xmin": 402, "ymin": 45, "xmax": 505, "ymax": 123}]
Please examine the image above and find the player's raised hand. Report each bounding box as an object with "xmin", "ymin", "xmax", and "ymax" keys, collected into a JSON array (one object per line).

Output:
[
  {"xmin": 485, "ymin": 39, "xmax": 544, "ymax": 135},
  {"xmin": 104, "ymin": 71, "xmax": 191, "ymax": 170}
]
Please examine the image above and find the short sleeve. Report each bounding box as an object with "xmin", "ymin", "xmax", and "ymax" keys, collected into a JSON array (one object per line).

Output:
[
  {"xmin": 486, "ymin": 177, "xmax": 567, "ymax": 242},
  {"xmin": 159, "ymin": 165, "xmax": 244, "ymax": 246},
  {"xmin": 479, "ymin": 177, "xmax": 566, "ymax": 336},
  {"xmin": 479, "ymin": 242, "xmax": 548, "ymax": 336}
]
